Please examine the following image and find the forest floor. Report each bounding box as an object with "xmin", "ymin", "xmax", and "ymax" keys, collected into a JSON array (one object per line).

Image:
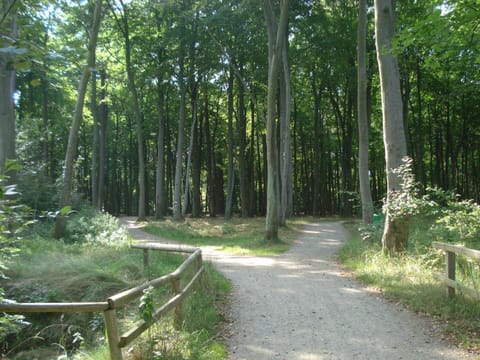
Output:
[{"xmin": 120, "ymin": 218, "xmax": 476, "ymax": 360}]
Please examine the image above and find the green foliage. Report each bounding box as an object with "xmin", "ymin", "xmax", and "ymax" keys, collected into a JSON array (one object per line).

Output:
[
  {"xmin": 15, "ymin": 169, "xmax": 58, "ymax": 215},
  {"xmin": 341, "ymin": 211, "xmax": 480, "ymax": 351},
  {"xmin": 430, "ymin": 198, "xmax": 480, "ymax": 248},
  {"xmin": 63, "ymin": 207, "xmax": 129, "ymax": 246},
  {"xmin": 131, "ymin": 263, "xmax": 230, "ymax": 360},
  {"xmin": 382, "ymin": 157, "xmax": 422, "ymax": 219},
  {"xmin": 0, "ymin": 166, "xmax": 34, "ymax": 345},
  {"xmin": 139, "ymin": 286, "xmax": 155, "ymax": 324},
  {"xmin": 2, "ymin": 208, "xmax": 230, "ymax": 358}
]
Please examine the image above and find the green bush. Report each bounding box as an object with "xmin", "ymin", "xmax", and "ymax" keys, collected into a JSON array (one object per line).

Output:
[
  {"xmin": 0, "ymin": 164, "xmax": 32, "ymax": 345},
  {"xmin": 345, "ymin": 180, "xmax": 480, "ymax": 351},
  {"xmin": 432, "ymin": 199, "xmax": 480, "ymax": 248},
  {"xmin": 64, "ymin": 207, "xmax": 129, "ymax": 246}
]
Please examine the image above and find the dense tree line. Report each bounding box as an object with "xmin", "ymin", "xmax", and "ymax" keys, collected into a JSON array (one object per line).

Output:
[{"xmin": 1, "ymin": 1, "xmax": 479, "ymax": 231}]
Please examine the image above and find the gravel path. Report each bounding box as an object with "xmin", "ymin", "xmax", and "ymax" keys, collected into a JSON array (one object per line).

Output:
[{"xmin": 121, "ymin": 218, "xmax": 475, "ymax": 360}]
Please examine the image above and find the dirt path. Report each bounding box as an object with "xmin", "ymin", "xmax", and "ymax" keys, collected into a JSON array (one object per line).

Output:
[{"xmin": 120, "ymin": 218, "xmax": 475, "ymax": 360}]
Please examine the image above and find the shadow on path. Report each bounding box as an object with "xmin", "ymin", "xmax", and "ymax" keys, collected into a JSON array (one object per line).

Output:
[{"xmin": 120, "ymin": 218, "xmax": 474, "ymax": 360}]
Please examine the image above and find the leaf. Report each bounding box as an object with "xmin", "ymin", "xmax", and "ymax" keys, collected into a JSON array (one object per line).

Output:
[
  {"xmin": 59, "ymin": 206, "xmax": 72, "ymax": 216},
  {"xmin": 30, "ymin": 78, "xmax": 41, "ymax": 87},
  {"xmin": 5, "ymin": 160, "xmax": 22, "ymax": 172}
]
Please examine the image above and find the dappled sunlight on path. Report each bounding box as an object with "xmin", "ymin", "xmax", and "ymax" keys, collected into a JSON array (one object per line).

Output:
[{"xmin": 120, "ymin": 218, "xmax": 474, "ymax": 360}]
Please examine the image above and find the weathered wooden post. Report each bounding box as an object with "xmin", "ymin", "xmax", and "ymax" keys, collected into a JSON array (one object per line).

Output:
[
  {"xmin": 446, "ymin": 250, "xmax": 456, "ymax": 298},
  {"xmin": 171, "ymin": 278, "xmax": 182, "ymax": 329},
  {"xmin": 143, "ymin": 248, "xmax": 149, "ymax": 276},
  {"xmin": 104, "ymin": 308, "xmax": 123, "ymax": 360}
]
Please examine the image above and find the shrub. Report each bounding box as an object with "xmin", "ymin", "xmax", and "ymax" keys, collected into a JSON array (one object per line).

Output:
[
  {"xmin": 0, "ymin": 164, "xmax": 32, "ymax": 345},
  {"xmin": 64, "ymin": 207, "xmax": 129, "ymax": 246}
]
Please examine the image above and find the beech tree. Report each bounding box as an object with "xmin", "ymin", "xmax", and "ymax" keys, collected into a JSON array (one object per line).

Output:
[
  {"xmin": 263, "ymin": 0, "xmax": 290, "ymax": 241},
  {"xmin": 0, "ymin": 0, "xmax": 18, "ymax": 176},
  {"xmin": 374, "ymin": 0, "xmax": 409, "ymax": 253},
  {"xmin": 357, "ymin": 0, "xmax": 373, "ymax": 224},
  {"xmin": 7, "ymin": 0, "xmax": 480, "ymax": 228},
  {"xmin": 55, "ymin": 0, "xmax": 104, "ymax": 238},
  {"xmin": 114, "ymin": 0, "xmax": 147, "ymax": 220}
]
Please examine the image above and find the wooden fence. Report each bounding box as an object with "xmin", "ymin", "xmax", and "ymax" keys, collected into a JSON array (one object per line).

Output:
[
  {"xmin": 0, "ymin": 242, "xmax": 203, "ymax": 360},
  {"xmin": 432, "ymin": 241, "xmax": 480, "ymax": 300}
]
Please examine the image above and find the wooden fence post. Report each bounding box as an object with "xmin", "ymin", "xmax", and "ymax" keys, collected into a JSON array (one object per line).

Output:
[
  {"xmin": 143, "ymin": 249, "xmax": 149, "ymax": 276},
  {"xmin": 171, "ymin": 279, "xmax": 182, "ymax": 329},
  {"xmin": 104, "ymin": 309, "xmax": 123, "ymax": 360},
  {"xmin": 446, "ymin": 250, "xmax": 456, "ymax": 298}
]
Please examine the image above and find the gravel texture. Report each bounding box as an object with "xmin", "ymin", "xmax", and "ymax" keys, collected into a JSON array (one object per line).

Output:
[{"xmin": 122, "ymin": 218, "xmax": 476, "ymax": 360}]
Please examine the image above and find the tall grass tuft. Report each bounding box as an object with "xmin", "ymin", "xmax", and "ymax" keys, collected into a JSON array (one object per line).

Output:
[
  {"xmin": 340, "ymin": 216, "xmax": 480, "ymax": 352},
  {"xmin": 2, "ymin": 209, "xmax": 230, "ymax": 359}
]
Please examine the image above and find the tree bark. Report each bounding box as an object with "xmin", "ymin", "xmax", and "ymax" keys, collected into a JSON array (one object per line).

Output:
[
  {"xmin": 0, "ymin": 0, "xmax": 17, "ymax": 177},
  {"xmin": 91, "ymin": 65, "xmax": 99, "ymax": 208},
  {"xmin": 120, "ymin": 0, "xmax": 146, "ymax": 221},
  {"xmin": 204, "ymin": 93, "xmax": 216, "ymax": 217},
  {"xmin": 279, "ymin": 34, "xmax": 292, "ymax": 224},
  {"xmin": 55, "ymin": 0, "xmax": 103, "ymax": 238},
  {"xmin": 263, "ymin": 0, "xmax": 289, "ymax": 241},
  {"xmin": 155, "ymin": 62, "xmax": 166, "ymax": 220},
  {"xmin": 97, "ymin": 69, "xmax": 107, "ymax": 209},
  {"xmin": 225, "ymin": 68, "xmax": 235, "ymax": 219},
  {"xmin": 173, "ymin": 57, "xmax": 186, "ymax": 221},
  {"xmin": 237, "ymin": 69, "xmax": 248, "ymax": 218},
  {"xmin": 357, "ymin": 0, "xmax": 374, "ymax": 224},
  {"xmin": 374, "ymin": 0, "xmax": 409, "ymax": 253},
  {"xmin": 182, "ymin": 87, "xmax": 198, "ymax": 218}
]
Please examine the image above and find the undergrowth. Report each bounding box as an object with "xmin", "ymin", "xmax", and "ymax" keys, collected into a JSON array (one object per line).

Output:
[
  {"xmin": 1, "ymin": 209, "xmax": 230, "ymax": 359},
  {"xmin": 340, "ymin": 162, "xmax": 480, "ymax": 352},
  {"xmin": 340, "ymin": 215, "xmax": 480, "ymax": 353}
]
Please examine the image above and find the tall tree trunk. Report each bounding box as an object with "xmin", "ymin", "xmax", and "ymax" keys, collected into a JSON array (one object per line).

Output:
[
  {"xmin": 91, "ymin": 66, "xmax": 99, "ymax": 208},
  {"xmin": 237, "ymin": 70, "xmax": 248, "ymax": 218},
  {"xmin": 374, "ymin": 0, "xmax": 409, "ymax": 254},
  {"xmin": 120, "ymin": 0, "xmax": 146, "ymax": 221},
  {"xmin": 205, "ymin": 92, "xmax": 216, "ymax": 217},
  {"xmin": 225, "ymin": 68, "xmax": 235, "ymax": 219},
  {"xmin": 41, "ymin": 30, "xmax": 50, "ymax": 180},
  {"xmin": 97, "ymin": 69, "xmax": 107, "ymax": 209},
  {"xmin": 155, "ymin": 64, "xmax": 166, "ymax": 219},
  {"xmin": 311, "ymin": 68, "xmax": 322, "ymax": 215},
  {"xmin": 173, "ymin": 59, "xmax": 186, "ymax": 220},
  {"xmin": 0, "ymin": 0, "xmax": 17, "ymax": 178},
  {"xmin": 279, "ymin": 35, "xmax": 292, "ymax": 224},
  {"xmin": 357, "ymin": 0, "xmax": 373, "ymax": 224},
  {"xmin": 192, "ymin": 86, "xmax": 202, "ymax": 217},
  {"xmin": 263, "ymin": 0, "xmax": 289, "ymax": 242},
  {"xmin": 248, "ymin": 97, "xmax": 256, "ymax": 216},
  {"xmin": 55, "ymin": 0, "xmax": 103, "ymax": 238},
  {"xmin": 414, "ymin": 58, "xmax": 426, "ymax": 185},
  {"xmin": 182, "ymin": 87, "xmax": 198, "ymax": 218}
]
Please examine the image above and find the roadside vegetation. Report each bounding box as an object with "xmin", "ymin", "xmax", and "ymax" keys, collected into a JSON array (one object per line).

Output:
[
  {"xmin": 340, "ymin": 182, "xmax": 480, "ymax": 353},
  {"xmin": 1, "ymin": 205, "xmax": 230, "ymax": 359},
  {"xmin": 143, "ymin": 217, "xmax": 306, "ymax": 255}
]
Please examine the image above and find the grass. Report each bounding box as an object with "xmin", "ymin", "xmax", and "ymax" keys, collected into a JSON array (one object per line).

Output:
[
  {"xmin": 142, "ymin": 216, "xmax": 306, "ymax": 255},
  {"xmin": 339, "ymin": 219, "xmax": 480, "ymax": 353},
  {"xmin": 2, "ymin": 217, "xmax": 230, "ymax": 359}
]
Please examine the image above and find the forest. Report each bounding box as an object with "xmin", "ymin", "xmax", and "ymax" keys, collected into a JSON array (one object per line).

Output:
[
  {"xmin": 2, "ymin": 0, "xmax": 480, "ymax": 358},
  {"xmin": 1, "ymin": 0, "xmax": 478, "ymax": 230}
]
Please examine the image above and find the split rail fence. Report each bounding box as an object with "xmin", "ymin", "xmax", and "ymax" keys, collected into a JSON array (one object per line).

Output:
[
  {"xmin": 0, "ymin": 242, "xmax": 204, "ymax": 360},
  {"xmin": 433, "ymin": 241, "xmax": 480, "ymax": 300}
]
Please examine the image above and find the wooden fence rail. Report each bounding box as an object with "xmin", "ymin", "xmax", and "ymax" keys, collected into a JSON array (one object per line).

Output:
[
  {"xmin": 0, "ymin": 242, "xmax": 203, "ymax": 360},
  {"xmin": 432, "ymin": 241, "xmax": 480, "ymax": 300}
]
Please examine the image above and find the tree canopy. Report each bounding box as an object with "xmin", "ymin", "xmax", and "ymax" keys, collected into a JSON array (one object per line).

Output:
[{"xmin": 3, "ymin": 0, "xmax": 479, "ymax": 235}]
